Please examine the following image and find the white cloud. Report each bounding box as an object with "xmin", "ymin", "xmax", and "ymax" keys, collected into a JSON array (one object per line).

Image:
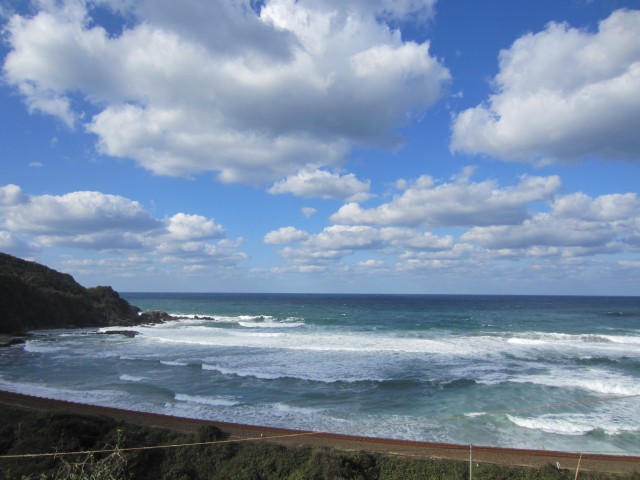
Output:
[
  {"xmin": 462, "ymin": 217, "xmax": 617, "ymax": 250},
  {"xmin": 462, "ymin": 192, "xmax": 640, "ymax": 251},
  {"xmin": 451, "ymin": 9, "xmax": 640, "ymax": 164},
  {"xmin": 265, "ymin": 224, "xmax": 455, "ymax": 269},
  {"xmin": 166, "ymin": 213, "xmax": 224, "ymax": 241},
  {"xmin": 0, "ymin": 184, "xmax": 27, "ymax": 207},
  {"xmin": 0, "ymin": 230, "xmax": 36, "ymax": 257},
  {"xmin": 4, "ymin": 0, "xmax": 450, "ymax": 184},
  {"xmin": 330, "ymin": 170, "xmax": 561, "ymax": 227},
  {"xmin": 3, "ymin": 190, "xmax": 160, "ymax": 234},
  {"xmin": 264, "ymin": 171, "xmax": 639, "ymax": 280},
  {"xmin": 301, "ymin": 207, "xmax": 317, "ymax": 218},
  {"xmin": 264, "ymin": 226, "xmax": 309, "ymax": 244},
  {"xmin": 0, "ymin": 184, "xmax": 246, "ymax": 268},
  {"xmin": 357, "ymin": 258, "xmax": 385, "ymax": 269},
  {"xmin": 552, "ymin": 192, "xmax": 638, "ymax": 221},
  {"xmin": 268, "ymin": 168, "xmax": 371, "ymax": 201}
]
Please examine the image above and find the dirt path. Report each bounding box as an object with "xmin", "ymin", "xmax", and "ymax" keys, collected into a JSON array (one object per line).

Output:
[{"xmin": 1, "ymin": 390, "xmax": 638, "ymax": 475}]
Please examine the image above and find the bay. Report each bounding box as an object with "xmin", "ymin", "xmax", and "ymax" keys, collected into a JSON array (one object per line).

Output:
[{"xmin": 1, "ymin": 293, "xmax": 639, "ymax": 455}]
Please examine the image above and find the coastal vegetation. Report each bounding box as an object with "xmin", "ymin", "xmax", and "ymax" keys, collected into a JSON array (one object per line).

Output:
[
  {"xmin": 0, "ymin": 404, "xmax": 634, "ymax": 480},
  {"xmin": 0, "ymin": 253, "xmax": 168, "ymax": 335}
]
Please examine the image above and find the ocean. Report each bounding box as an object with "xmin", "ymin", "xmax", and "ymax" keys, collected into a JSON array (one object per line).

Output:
[{"xmin": 1, "ymin": 293, "xmax": 639, "ymax": 455}]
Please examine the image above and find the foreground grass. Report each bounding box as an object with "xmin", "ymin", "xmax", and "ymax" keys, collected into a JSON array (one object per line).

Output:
[{"xmin": 0, "ymin": 405, "xmax": 637, "ymax": 480}]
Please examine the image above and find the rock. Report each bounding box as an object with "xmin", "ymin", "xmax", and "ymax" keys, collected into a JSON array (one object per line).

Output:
[
  {"xmin": 139, "ymin": 310, "xmax": 172, "ymax": 324},
  {"xmin": 0, "ymin": 252, "xmax": 169, "ymax": 334},
  {"xmin": 100, "ymin": 330, "xmax": 139, "ymax": 338}
]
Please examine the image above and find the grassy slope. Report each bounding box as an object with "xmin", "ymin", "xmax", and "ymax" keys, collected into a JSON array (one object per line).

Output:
[{"xmin": 0, "ymin": 405, "xmax": 633, "ymax": 480}]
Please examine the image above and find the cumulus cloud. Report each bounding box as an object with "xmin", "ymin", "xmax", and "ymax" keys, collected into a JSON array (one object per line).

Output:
[
  {"xmin": 3, "ymin": 0, "xmax": 450, "ymax": 184},
  {"xmin": 166, "ymin": 213, "xmax": 224, "ymax": 241},
  {"xmin": 0, "ymin": 184, "xmax": 246, "ymax": 268},
  {"xmin": 0, "ymin": 230, "xmax": 36, "ymax": 257},
  {"xmin": 0, "ymin": 184, "xmax": 27, "ymax": 207},
  {"xmin": 330, "ymin": 169, "xmax": 561, "ymax": 227},
  {"xmin": 264, "ymin": 169, "xmax": 639, "ymax": 277},
  {"xmin": 3, "ymin": 191, "xmax": 160, "ymax": 234},
  {"xmin": 264, "ymin": 226, "xmax": 309, "ymax": 244},
  {"xmin": 268, "ymin": 168, "xmax": 371, "ymax": 201},
  {"xmin": 462, "ymin": 192, "xmax": 640, "ymax": 251},
  {"xmin": 264, "ymin": 224, "xmax": 454, "ymax": 268},
  {"xmin": 451, "ymin": 9, "xmax": 640, "ymax": 164},
  {"xmin": 301, "ymin": 207, "xmax": 317, "ymax": 218}
]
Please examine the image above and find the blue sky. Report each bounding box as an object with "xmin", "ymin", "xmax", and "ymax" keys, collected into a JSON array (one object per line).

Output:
[{"xmin": 1, "ymin": 0, "xmax": 639, "ymax": 295}]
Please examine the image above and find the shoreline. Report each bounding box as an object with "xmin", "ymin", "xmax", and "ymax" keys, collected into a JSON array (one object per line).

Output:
[{"xmin": 1, "ymin": 390, "xmax": 639, "ymax": 475}]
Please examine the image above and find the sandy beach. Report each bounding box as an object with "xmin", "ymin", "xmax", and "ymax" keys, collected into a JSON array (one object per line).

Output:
[{"xmin": 0, "ymin": 390, "xmax": 638, "ymax": 476}]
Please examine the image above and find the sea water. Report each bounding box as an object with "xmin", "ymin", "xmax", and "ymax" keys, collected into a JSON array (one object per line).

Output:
[{"xmin": 1, "ymin": 293, "xmax": 639, "ymax": 455}]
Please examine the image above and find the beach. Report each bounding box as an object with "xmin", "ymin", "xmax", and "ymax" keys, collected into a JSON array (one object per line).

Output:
[
  {"xmin": 2, "ymin": 293, "xmax": 640, "ymax": 458},
  {"xmin": 1, "ymin": 390, "xmax": 639, "ymax": 476}
]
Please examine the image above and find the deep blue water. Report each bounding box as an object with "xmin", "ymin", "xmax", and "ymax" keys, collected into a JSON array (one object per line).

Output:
[{"xmin": 1, "ymin": 293, "xmax": 639, "ymax": 454}]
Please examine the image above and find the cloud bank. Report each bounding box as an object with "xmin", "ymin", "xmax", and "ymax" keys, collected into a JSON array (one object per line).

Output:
[
  {"xmin": 264, "ymin": 169, "xmax": 640, "ymax": 279},
  {"xmin": 451, "ymin": 9, "xmax": 640, "ymax": 164},
  {"xmin": 3, "ymin": 0, "xmax": 449, "ymax": 184},
  {"xmin": 0, "ymin": 184, "xmax": 246, "ymax": 272}
]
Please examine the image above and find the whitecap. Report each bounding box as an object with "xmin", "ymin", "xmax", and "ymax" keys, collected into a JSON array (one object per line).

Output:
[
  {"xmin": 238, "ymin": 320, "xmax": 304, "ymax": 329},
  {"xmin": 507, "ymin": 413, "xmax": 640, "ymax": 436},
  {"xmin": 174, "ymin": 393, "xmax": 239, "ymax": 407},
  {"xmin": 509, "ymin": 367, "xmax": 640, "ymax": 396},
  {"xmin": 23, "ymin": 342, "xmax": 65, "ymax": 354},
  {"xmin": 201, "ymin": 364, "xmax": 284, "ymax": 380},
  {"xmin": 160, "ymin": 360, "xmax": 188, "ymax": 366}
]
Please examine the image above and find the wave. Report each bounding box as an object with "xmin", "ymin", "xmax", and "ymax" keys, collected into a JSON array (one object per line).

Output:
[
  {"xmin": 160, "ymin": 360, "xmax": 188, "ymax": 367},
  {"xmin": 119, "ymin": 374, "xmax": 145, "ymax": 382},
  {"xmin": 202, "ymin": 363, "xmax": 286, "ymax": 380},
  {"xmin": 507, "ymin": 413, "xmax": 640, "ymax": 436},
  {"xmin": 174, "ymin": 393, "xmax": 240, "ymax": 407},
  {"xmin": 165, "ymin": 313, "xmax": 305, "ymax": 328},
  {"xmin": 23, "ymin": 341, "xmax": 66, "ymax": 354},
  {"xmin": 506, "ymin": 332, "xmax": 640, "ymax": 346},
  {"xmin": 0, "ymin": 377, "xmax": 130, "ymax": 406},
  {"xmin": 133, "ymin": 325, "xmax": 483, "ymax": 355},
  {"xmin": 238, "ymin": 319, "xmax": 304, "ymax": 329},
  {"xmin": 509, "ymin": 368, "xmax": 640, "ymax": 396}
]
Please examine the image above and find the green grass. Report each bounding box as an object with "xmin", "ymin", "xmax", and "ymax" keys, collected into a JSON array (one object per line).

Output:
[{"xmin": 0, "ymin": 406, "xmax": 637, "ymax": 480}]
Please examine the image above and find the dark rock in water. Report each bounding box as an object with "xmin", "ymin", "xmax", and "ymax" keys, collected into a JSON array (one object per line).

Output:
[
  {"xmin": 139, "ymin": 310, "xmax": 172, "ymax": 324},
  {"xmin": 100, "ymin": 330, "xmax": 139, "ymax": 338},
  {"xmin": 0, "ymin": 252, "xmax": 170, "ymax": 334},
  {"xmin": 0, "ymin": 334, "xmax": 28, "ymax": 347}
]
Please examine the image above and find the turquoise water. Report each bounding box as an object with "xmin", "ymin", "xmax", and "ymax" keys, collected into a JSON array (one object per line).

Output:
[{"xmin": 1, "ymin": 293, "xmax": 639, "ymax": 455}]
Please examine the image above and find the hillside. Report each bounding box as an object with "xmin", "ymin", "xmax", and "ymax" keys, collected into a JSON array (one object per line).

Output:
[{"xmin": 0, "ymin": 252, "xmax": 161, "ymax": 334}]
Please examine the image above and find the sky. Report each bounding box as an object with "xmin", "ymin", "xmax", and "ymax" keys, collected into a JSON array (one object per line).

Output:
[{"xmin": 1, "ymin": 0, "xmax": 639, "ymax": 295}]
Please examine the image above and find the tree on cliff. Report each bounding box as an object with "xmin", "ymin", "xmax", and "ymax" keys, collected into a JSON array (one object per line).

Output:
[{"xmin": 0, "ymin": 252, "xmax": 144, "ymax": 334}]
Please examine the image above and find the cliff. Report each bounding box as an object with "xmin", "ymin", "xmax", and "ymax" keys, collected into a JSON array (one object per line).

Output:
[{"xmin": 0, "ymin": 252, "xmax": 163, "ymax": 334}]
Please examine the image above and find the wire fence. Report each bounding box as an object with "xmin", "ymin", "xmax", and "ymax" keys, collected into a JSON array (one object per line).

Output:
[{"xmin": 1, "ymin": 391, "xmax": 638, "ymax": 461}]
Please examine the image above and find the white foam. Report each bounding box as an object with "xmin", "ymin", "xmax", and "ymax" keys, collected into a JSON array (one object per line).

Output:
[
  {"xmin": 238, "ymin": 320, "xmax": 304, "ymax": 329},
  {"xmin": 23, "ymin": 342, "xmax": 65, "ymax": 354},
  {"xmin": 0, "ymin": 377, "xmax": 129, "ymax": 406},
  {"xmin": 160, "ymin": 360, "xmax": 188, "ymax": 366},
  {"xmin": 134, "ymin": 324, "xmax": 480, "ymax": 355},
  {"xmin": 507, "ymin": 412, "xmax": 640, "ymax": 436},
  {"xmin": 270, "ymin": 402, "xmax": 323, "ymax": 417},
  {"xmin": 507, "ymin": 414, "xmax": 594, "ymax": 436},
  {"xmin": 120, "ymin": 374, "xmax": 144, "ymax": 382},
  {"xmin": 506, "ymin": 331, "xmax": 640, "ymax": 349},
  {"xmin": 201, "ymin": 364, "xmax": 283, "ymax": 380},
  {"xmin": 174, "ymin": 393, "xmax": 239, "ymax": 407},
  {"xmin": 509, "ymin": 367, "xmax": 640, "ymax": 396}
]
